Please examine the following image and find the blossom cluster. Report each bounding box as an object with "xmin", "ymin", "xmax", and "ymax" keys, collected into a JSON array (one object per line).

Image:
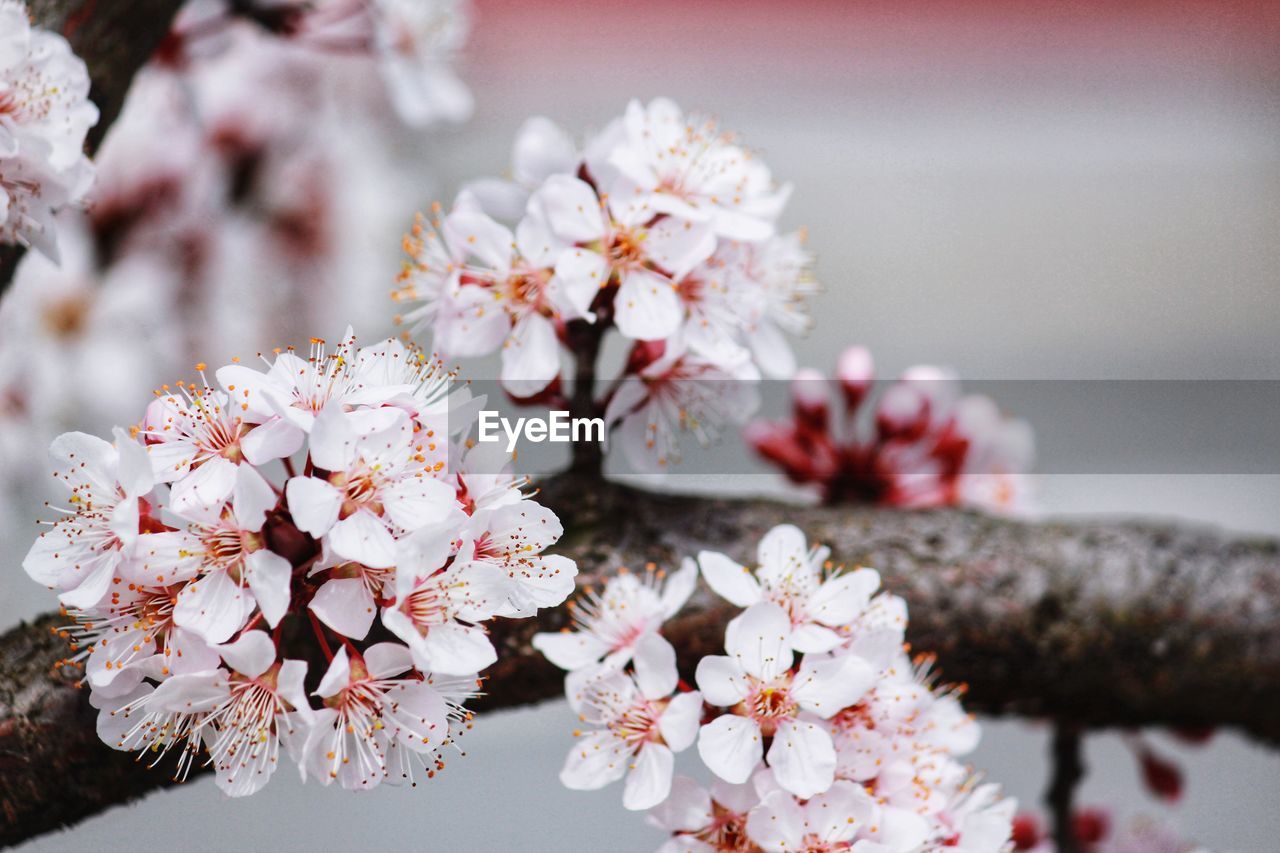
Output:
[
  {"xmin": 535, "ymin": 523, "xmax": 1016, "ymax": 851},
  {"xmin": 24, "ymin": 330, "xmax": 576, "ymax": 795},
  {"xmin": 0, "ymin": 0, "xmax": 473, "ymax": 530},
  {"xmin": 747, "ymin": 346, "xmax": 1035, "ymax": 515},
  {"xmin": 394, "ymin": 98, "xmax": 816, "ymax": 471},
  {"xmin": 0, "ymin": 0, "xmax": 98, "ymax": 258}
]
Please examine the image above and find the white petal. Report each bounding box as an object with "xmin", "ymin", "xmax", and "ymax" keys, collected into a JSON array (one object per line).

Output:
[
  {"xmin": 648, "ymin": 775, "xmax": 712, "ymax": 832},
  {"xmin": 149, "ymin": 671, "xmax": 230, "ymax": 714},
  {"xmin": 328, "ymin": 510, "xmax": 396, "ymax": 569},
  {"xmin": 217, "ymin": 630, "xmax": 276, "ymax": 678},
  {"xmin": 756, "ymin": 525, "xmax": 809, "ymax": 583},
  {"xmin": 532, "ymin": 630, "xmax": 610, "ymax": 671},
  {"xmin": 697, "ymin": 551, "xmax": 761, "ymax": 608},
  {"xmin": 660, "ymin": 557, "xmax": 700, "ymax": 617},
  {"xmin": 623, "ymin": 743, "xmax": 675, "ymax": 810},
  {"xmin": 170, "ymin": 457, "xmax": 237, "ymax": 516},
  {"xmin": 614, "ymin": 268, "xmax": 682, "ymax": 341},
  {"xmin": 500, "ymin": 312, "xmax": 561, "ymax": 398},
  {"xmin": 382, "ymin": 475, "xmax": 457, "ymax": 533},
  {"xmin": 766, "ymin": 718, "xmax": 836, "ymax": 798},
  {"xmin": 694, "ymin": 655, "xmax": 749, "ymax": 707},
  {"xmin": 633, "ymin": 633, "xmax": 678, "ymax": 700},
  {"xmin": 112, "ymin": 428, "xmax": 153, "ymax": 497},
  {"xmin": 560, "ymin": 731, "xmax": 629, "ymax": 790},
  {"xmin": 315, "ymin": 646, "xmax": 351, "ymax": 697},
  {"xmin": 534, "ymin": 175, "xmax": 606, "ymax": 242},
  {"xmin": 645, "ymin": 218, "xmax": 716, "ymax": 281},
  {"xmin": 417, "ymin": 623, "xmax": 497, "ymax": 676},
  {"xmin": 285, "ymin": 477, "xmax": 342, "ymax": 537},
  {"xmin": 232, "ymin": 464, "xmax": 278, "ymax": 532},
  {"xmin": 725, "ymin": 603, "xmax": 792, "ymax": 681},
  {"xmin": 241, "ymin": 417, "xmax": 305, "ymax": 466},
  {"xmin": 245, "ymin": 549, "xmax": 292, "ymax": 628},
  {"xmin": 789, "ymin": 623, "xmax": 844, "ymax": 654},
  {"xmin": 808, "ymin": 780, "xmax": 879, "ymax": 841},
  {"xmin": 792, "ymin": 653, "xmax": 876, "ymax": 718},
  {"xmin": 658, "ymin": 691, "xmax": 704, "ymax": 752},
  {"xmin": 697, "ymin": 715, "xmax": 763, "ymax": 784},
  {"xmin": 810, "ymin": 568, "xmax": 880, "ymax": 627},
  {"xmin": 174, "ymin": 571, "xmax": 253, "ymax": 644},
  {"xmin": 745, "ymin": 789, "xmax": 805, "ymax": 852},
  {"xmin": 308, "ymin": 577, "xmax": 377, "ymax": 640},
  {"xmin": 364, "ymin": 642, "xmax": 414, "ymax": 679}
]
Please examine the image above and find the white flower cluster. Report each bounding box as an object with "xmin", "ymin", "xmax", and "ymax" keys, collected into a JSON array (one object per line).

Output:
[
  {"xmin": 24, "ymin": 330, "xmax": 576, "ymax": 795},
  {"xmin": 0, "ymin": 0, "xmax": 97, "ymax": 259},
  {"xmin": 394, "ymin": 98, "xmax": 815, "ymax": 470},
  {"xmin": 536, "ymin": 524, "xmax": 1015, "ymax": 851}
]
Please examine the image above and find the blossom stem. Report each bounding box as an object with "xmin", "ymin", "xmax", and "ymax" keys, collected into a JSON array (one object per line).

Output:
[
  {"xmin": 308, "ymin": 610, "xmax": 334, "ymax": 663},
  {"xmin": 1046, "ymin": 723, "xmax": 1085, "ymax": 853}
]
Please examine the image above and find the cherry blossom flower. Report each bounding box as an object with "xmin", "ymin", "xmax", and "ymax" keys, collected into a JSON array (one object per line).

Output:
[
  {"xmin": 23, "ymin": 428, "xmax": 155, "ymax": 609},
  {"xmin": 397, "ymin": 99, "xmax": 811, "ymax": 473},
  {"xmin": 533, "ymin": 559, "xmax": 698, "ymax": 671},
  {"xmin": 560, "ymin": 634, "xmax": 703, "ymax": 810},
  {"xmin": 697, "ymin": 524, "xmax": 881, "ymax": 654},
  {"xmin": 0, "ymin": 0, "xmax": 98, "ymax": 258},
  {"xmin": 695, "ymin": 602, "xmax": 876, "ymax": 797},
  {"xmin": 369, "ymin": 0, "xmax": 473, "ymax": 127},
  {"xmin": 748, "ymin": 345, "xmax": 1036, "ymax": 514},
  {"xmin": 647, "ymin": 774, "xmax": 762, "ymax": 853},
  {"xmin": 744, "ymin": 780, "xmax": 880, "ymax": 852},
  {"xmin": 23, "ymin": 331, "xmax": 577, "ymax": 796}
]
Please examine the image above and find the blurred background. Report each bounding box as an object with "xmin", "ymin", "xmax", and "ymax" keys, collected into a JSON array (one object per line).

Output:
[{"xmin": 3, "ymin": 0, "xmax": 1279, "ymax": 849}]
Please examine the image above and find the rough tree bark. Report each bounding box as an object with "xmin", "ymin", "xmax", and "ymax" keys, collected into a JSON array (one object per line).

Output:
[
  {"xmin": 0, "ymin": 0, "xmax": 186, "ymax": 294},
  {"xmin": 3, "ymin": 475, "xmax": 1279, "ymax": 845}
]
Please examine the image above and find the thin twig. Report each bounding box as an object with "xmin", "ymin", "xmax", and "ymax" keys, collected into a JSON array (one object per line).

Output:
[{"xmin": 1047, "ymin": 724, "xmax": 1085, "ymax": 853}]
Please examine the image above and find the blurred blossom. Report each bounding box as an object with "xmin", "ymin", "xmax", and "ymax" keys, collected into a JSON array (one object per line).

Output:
[
  {"xmin": 0, "ymin": 0, "xmax": 468, "ymax": 519},
  {"xmin": 747, "ymin": 346, "xmax": 1036, "ymax": 515},
  {"xmin": 396, "ymin": 97, "xmax": 813, "ymax": 472},
  {"xmin": 0, "ymin": 0, "xmax": 98, "ymax": 259}
]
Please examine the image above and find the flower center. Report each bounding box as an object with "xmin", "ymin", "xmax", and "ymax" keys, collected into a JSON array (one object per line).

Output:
[
  {"xmin": 606, "ymin": 700, "xmax": 662, "ymax": 748},
  {"xmin": 739, "ymin": 676, "xmax": 797, "ymax": 736}
]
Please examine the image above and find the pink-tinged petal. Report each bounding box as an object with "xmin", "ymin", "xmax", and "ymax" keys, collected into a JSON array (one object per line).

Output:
[
  {"xmin": 364, "ymin": 642, "xmax": 414, "ymax": 680},
  {"xmin": 810, "ymin": 568, "xmax": 880, "ymax": 627},
  {"xmin": 697, "ymin": 714, "xmax": 763, "ymax": 784},
  {"xmin": 163, "ymin": 627, "xmax": 221, "ymax": 676},
  {"xmin": 560, "ymin": 730, "xmax": 630, "ymax": 790},
  {"xmin": 149, "ymin": 671, "xmax": 231, "ymax": 714},
  {"xmin": 50, "ymin": 431, "xmax": 115, "ymax": 477},
  {"xmin": 745, "ymin": 789, "xmax": 806, "ymax": 851},
  {"xmin": 623, "ymin": 742, "xmax": 675, "ymax": 810},
  {"xmin": 694, "ymin": 655, "xmax": 749, "ymax": 707},
  {"xmin": 789, "ymin": 623, "xmax": 844, "ymax": 654},
  {"xmin": 232, "ymin": 464, "xmax": 277, "ymax": 532},
  {"xmin": 384, "ymin": 680, "xmax": 451, "ymax": 753},
  {"xmin": 276, "ymin": 659, "xmax": 310, "ymax": 716},
  {"xmin": 285, "ymin": 476, "xmax": 342, "ymax": 537},
  {"xmin": 866, "ymin": 806, "xmax": 930, "ymax": 850},
  {"xmin": 614, "ymin": 268, "xmax": 682, "ymax": 341},
  {"xmin": 245, "ymin": 549, "xmax": 292, "ymax": 628},
  {"xmin": 382, "ymin": 475, "xmax": 457, "ymax": 533},
  {"xmin": 309, "ymin": 577, "xmax": 377, "ymax": 640},
  {"xmin": 660, "ymin": 557, "xmax": 699, "ymax": 618},
  {"xmin": 417, "ymin": 623, "xmax": 497, "ymax": 676},
  {"xmin": 533, "ymin": 175, "xmax": 606, "ymax": 243},
  {"xmin": 633, "ymin": 633, "xmax": 678, "ymax": 700},
  {"xmin": 328, "ymin": 510, "xmax": 396, "ymax": 569},
  {"xmin": 501, "ymin": 312, "xmax": 561, "ymax": 398},
  {"xmin": 697, "ymin": 550, "xmax": 761, "ymax": 608},
  {"xmin": 644, "ymin": 218, "xmax": 716, "ymax": 281},
  {"xmin": 725, "ymin": 602, "xmax": 793, "ymax": 681},
  {"xmin": 240, "ymin": 417, "xmax": 304, "ymax": 466},
  {"xmin": 649, "ymin": 775, "xmax": 713, "ymax": 833},
  {"xmin": 747, "ymin": 320, "xmax": 797, "ymax": 380},
  {"xmin": 809, "ymin": 780, "xmax": 879, "ymax": 841},
  {"xmin": 217, "ymin": 630, "xmax": 276, "ymax": 678},
  {"xmin": 314, "ymin": 646, "xmax": 351, "ymax": 698},
  {"xmin": 658, "ymin": 691, "xmax": 704, "ymax": 753},
  {"xmin": 434, "ymin": 285, "xmax": 510, "ymax": 359},
  {"xmin": 174, "ymin": 570, "xmax": 253, "ymax": 644},
  {"xmin": 170, "ymin": 457, "xmax": 237, "ymax": 516},
  {"xmin": 792, "ymin": 653, "xmax": 876, "ymax": 718},
  {"xmin": 531, "ymin": 630, "xmax": 610, "ymax": 671},
  {"xmin": 766, "ymin": 718, "xmax": 836, "ymax": 798},
  {"xmin": 393, "ymin": 523, "xmax": 460, "ymax": 598}
]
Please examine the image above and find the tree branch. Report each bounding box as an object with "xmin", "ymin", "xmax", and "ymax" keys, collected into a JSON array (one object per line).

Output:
[
  {"xmin": 1047, "ymin": 724, "xmax": 1085, "ymax": 853},
  {"xmin": 4, "ymin": 475, "xmax": 1280, "ymax": 844},
  {"xmin": 0, "ymin": 0, "xmax": 186, "ymax": 295}
]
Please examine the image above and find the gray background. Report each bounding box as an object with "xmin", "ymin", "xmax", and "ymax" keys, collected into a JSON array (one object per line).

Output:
[{"xmin": 5, "ymin": 0, "xmax": 1280, "ymax": 849}]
